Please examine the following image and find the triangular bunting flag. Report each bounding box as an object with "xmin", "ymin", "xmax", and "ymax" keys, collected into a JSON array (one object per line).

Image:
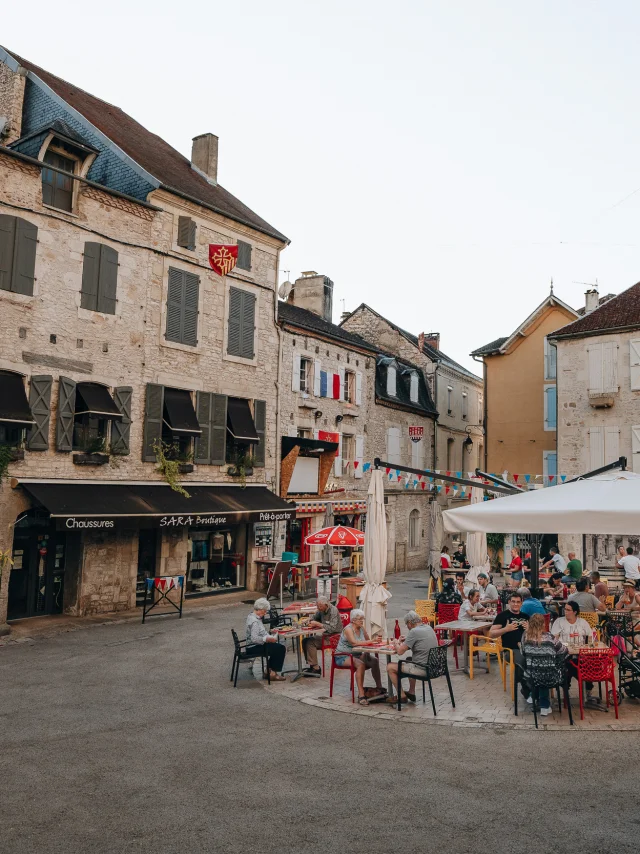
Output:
[
  {"xmin": 560, "ymin": 474, "xmax": 566, "ymax": 483},
  {"xmin": 421, "ymin": 482, "xmax": 426, "ymax": 490},
  {"xmin": 363, "ymin": 462, "xmax": 371, "ymax": 472},
  {"xmin": 513, "ymin": 474, "xmax": 519, "ymax": 483},
  {"xmin": 353, "ymin": 460, "xmax": 359, "ymax": 469},
  {"xmin": 549, "ymin": 474, "xmax": 555, "ymax": 482},
  {"xmin": 524, "ymin": 474, "xmax": 531, "ymax": 483},
  {"xmin": 456, "ymin": 471, "xmax": 462, "ymax": 478}
]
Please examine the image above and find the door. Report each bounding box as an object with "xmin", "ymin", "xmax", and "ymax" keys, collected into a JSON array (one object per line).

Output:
[
  {"xmin": 136, "ymin": 529, "xmax": 157, "ymax": 606},
  {"xmin": 7, "ymin": 523, "xmax": 66, "ymax": 619}
]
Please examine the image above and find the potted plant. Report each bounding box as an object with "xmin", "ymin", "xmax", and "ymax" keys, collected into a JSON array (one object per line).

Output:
[
  {"xmin": 153, "ymin": 440, "xmax": 190, "ymax": 497},
  {"xmin": 227, "ymin": 448, "xmax": 253, "ymax": 487},
  {"xmin": 73, "ymin": 437, "xmax": 110, "ymax": 466},
  {"xmin": 0, "ymin": 442, "xmax": 25, "ymax": 480},
  {"xmin": 0, "ymin": 548, "xmax": 12, "ymax": 635}
]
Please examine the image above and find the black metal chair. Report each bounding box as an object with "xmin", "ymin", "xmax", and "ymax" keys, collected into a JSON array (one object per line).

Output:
[
  {"xmin": 515, "ymin": 654, "xmax": 573, "ymax": 728},
  {"xmin": 265, "ymin": 608, "xmax": 293, "ymax": 629},
  {"xmin": 397, "ymin": 644, "xmax": 455, "ymax": 715},
  {"xmin": 230, "ymin": 629, "xmax": 268, "ymax": 687}
]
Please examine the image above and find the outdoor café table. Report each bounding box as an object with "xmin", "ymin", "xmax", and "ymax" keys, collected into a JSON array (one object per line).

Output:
[
  {"xmin": 544, "ymin": 599, "xmax": 569, "ymax": 615},
  {"xmin": 435, "ymin": 620, "xmax": 494, "ymax": 674},
  {"xmin": 350, "ymin": 641, "xmax": 397, "ymax": 698},
  {"xmin": 281, "ymin": 603, "xmax": 317, "ymax": 619},
  {"xmin": 277, "ymin": 626, "xmax": 324, "ymax": 682}
]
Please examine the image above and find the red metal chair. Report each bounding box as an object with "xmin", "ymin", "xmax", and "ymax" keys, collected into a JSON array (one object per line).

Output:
[
  {"xmin": 571, "ymin": 648, "xmax": 619, "ymax": 720},
  {"xmin": 544, "ymin": 613, "xmax": 551, "ymax": 632},
  {"xmin": 319, "ymin": 616, "xmax": 350, "ymax": 677},
  {"xmin": 435, "ymin": 604, "xmax": 461, "ymax": 669},
  {"xmin": 329, "ymin": 633, "xmax": 356, "ymax": 702}
]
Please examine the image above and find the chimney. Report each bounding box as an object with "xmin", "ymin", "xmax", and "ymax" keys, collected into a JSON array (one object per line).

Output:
[
  {"xmin": 191, "ymin": 133, "xmax": 218, "ymax": 185},
  {"xmin": 292, "ymin": 272, "xmax": 334, "ymax": 322},
  {"xmin": 0, "ymin": 56, "xmax": 27, "ymax": 144},
  {"xmin": 584, "ymin": 288, "xmax": 599, "ymax": 314},
  {"xmin": 424, "ymin": 332, "xmax": 440, "ymax": 350}
]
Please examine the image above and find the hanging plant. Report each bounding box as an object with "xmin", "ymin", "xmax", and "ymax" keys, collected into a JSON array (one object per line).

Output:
[
  {"xmin": 0, "ymin": 444, "xmax": 15, "ymax": 483},
  {"xmin": 227, "ymin": 448, "xmax": 253, "ymax": 488},
  {"xmin": 153, "ymin": 440, "xmax": 190, "ymax": 498}
]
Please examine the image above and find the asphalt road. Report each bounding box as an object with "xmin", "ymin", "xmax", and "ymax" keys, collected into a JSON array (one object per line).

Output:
[{"xmin": 1, "ymin": 574, "xmax": 637, "ymax": 854}]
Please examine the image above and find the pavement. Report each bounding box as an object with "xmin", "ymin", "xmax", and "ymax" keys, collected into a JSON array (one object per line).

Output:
[{"xmin": 1, "ymin": 570, "xmax": 639, "ymax": 853}]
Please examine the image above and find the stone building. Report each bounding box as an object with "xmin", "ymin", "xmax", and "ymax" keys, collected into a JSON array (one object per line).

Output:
[
  {"xmin": 550, "ymin": 283, "xmax": 640, "ymax": 570},
  {"xmin": 0, "ymin": 47, "xmax": 292, "ymax": 630},
  {"xmin": 340, "ymin": 305, "xmax": 483, "ymax": 518},
  {"xmin": 277, "ymin": 274, "xmax": 438, "ymax": 572}
]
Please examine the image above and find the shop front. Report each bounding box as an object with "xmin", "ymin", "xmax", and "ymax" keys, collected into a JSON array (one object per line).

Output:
[{"xmin": 8, "ymin": 480, "xmax": 295, "ymax": 619}]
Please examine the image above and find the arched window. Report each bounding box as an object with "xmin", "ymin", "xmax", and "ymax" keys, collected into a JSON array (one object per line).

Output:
[{"xmin": 409, "ymin": 509, "xmax": 420, "ymax": 550}]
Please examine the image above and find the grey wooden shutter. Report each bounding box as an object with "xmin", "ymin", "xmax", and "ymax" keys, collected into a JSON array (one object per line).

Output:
[
  {"xmin": 253, "ymin": 399, "xmax": 266, "ymax": 467},
  {"xmin": 110, "ymin": 386, "xmax": 132, "ymax": 455},
  {"xmin": 0, "ymin": 215, "xmax": 16, "ymax": 293},
  {"xmin": 96, "ymin": 245, "xmax": 118, "ymax": 315},
  {"xmin": 81, "ymin": 242, "xmax": 101, "ymax": 311},
  {"xmin": 182, "ymin": 272, "xmax": 199, "ymax": 346},
  {"xmin": 241, "ymin": 291, "xmax": 256, "ymax": 359},
  {"xmin": 166, "ymin": 268, "xmax": 184, "ymax": 342},
  {"xmin": 142, "ymin": 383, "xmax": 164, "ymax": 462},
  {"xmin": 194, "ymin": 391, "xmax": 212, "ymax": 464},
  {"xmin": 210, "ymin": 393, "xmax": 227, "ymax": 465},
  {"xmin": 178, "ymin": 216, "xmax": 196, "ymax": 250},
  {"xmin": 26, "ymin": 375, "xmax": 52, "ymax": 450},
  {"xmin": 56, "ymin": 376, "xmax": 76, "ymax": 452},
  {"xmin": 227, "ymin": 287, "xmax": 242, "ymax": 356},
  {"xmin": 12, "ymin": 217, "xmax": 37, "ymax": 296},
  {"xmin": 237, "ymin": 240, "xmax": 252, "ymax": 271}
]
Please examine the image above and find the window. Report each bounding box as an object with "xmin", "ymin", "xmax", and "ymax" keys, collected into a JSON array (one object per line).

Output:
[
  {"xmin": 588, "ymin": 425, "xmax": 619, "ymax": 469},
  {"xmin": 177, "ymin": 216, "xmax": 196, "ymax": 251},
  {"xmin": 386, "ymin": 365, "xmax": 396, "ymax": 397},
  {"xmin": 226, "ymin": 397, "xmax": 261, "ymax": 465},
  {"xmin": 297, "ymin": 427, "xmax": 312, "ymax": 439},
  {"xmin": 166, "ymin": 267, "xmax": 200, "ymax": 346},
  {"xmin": 477, "ymin": 443, "xmax": 484, "ymax": 469},
  {"xmin": 447, "ymin": 386, "xmax": 453, "ymax": 415},
  {"xmin": 411, "ymin": 434, "xmax": 424, "ymax": 470},
  {"xmin": 81, "ymin": 242, "xmax": 118, "ymax": 314},
  {"xmin": 62, "ymin": 381, "xmax": 124, "ymax": 453},
  {"xmin": 462, "ymin": 392, "xmax": 468, "ymax": 420},
  {"xmin": 0, "ymin": 422, "xmax": 23, "ymax": 446},
  {"xmin": 344, "ymin": 370, "xmax": 356, "ymax": 403},
  {"xmin": 227, "ymin": 286, "xmax": 256, "ymax": 359},
  {"xmin": 632, "ymin": 425, "xmax": 640, "ymax": 474},
  {"xmin": 544, "ymin": 337, "xmax": 557, "ymax": 380},
  {"xmin": 446, "ymin": 437, "xmax": 454, "ymax": 470},
  {"xmin": 386, "ymin": 426, "xmax": 401, "ymax": 465},
  {"xmin": 544, "ymin": 384, "xmax": 557, "ymax": 431},
  {"xmin": 630, "ymin": 340, "xmax": 640, "ymax": 391},
  {"xmin": 409, "ymin": 509, "xmax": 420, "ymax": 550},
  {"xmin": 0, "ymin": 215, "xmax": 37, "ymax": 296},
  {"xmin": 299, "ymin": 357, "xmax": 313, "ymax": 393},
  {"xmin": 42, "ymin": 150, "xmax": 75, "ymax": 211},
  {"xmin": 409, "ymin": 372, "xmax": 419, "ymax": 403},
  {"xmin": 342, "ymin": 434, "xmax": 355, "ymax": 471},
  {"xmin": 478, "ymin": 394, "xmax": 483, "ymax": 425},
  {"xmin": 237, "ymin": 240, "xmax": 252, "ymax": 271},
  {"xmin": 587, "ymin": 342, "xmax": 618, "ymax": 393},
  {"xmin": 543, "ymin": 450, "xmax": 557, "ymax": 485}
]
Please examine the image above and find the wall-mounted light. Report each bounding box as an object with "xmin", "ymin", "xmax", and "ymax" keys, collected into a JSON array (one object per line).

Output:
[
  {"xmin": 463, "ymin": 435, "xmax": 473, "ymax": 453},
  {"xmin": 335, "ymin": 414, "xmax": 344, "ymax": 424},
  {"xmin": 314, "ymin": 410, "xmax": 323, "ymax": 420}
]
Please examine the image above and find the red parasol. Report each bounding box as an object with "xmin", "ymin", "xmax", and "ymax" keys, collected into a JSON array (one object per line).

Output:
[{"xmin": 304, "ymin": 525, "xmax": 365, "ymax": 547}]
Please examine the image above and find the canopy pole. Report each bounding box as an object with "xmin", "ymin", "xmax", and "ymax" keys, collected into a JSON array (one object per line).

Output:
[{"xmin": 530, "ymin": 534, "xmax": 539, "ymax": 592}]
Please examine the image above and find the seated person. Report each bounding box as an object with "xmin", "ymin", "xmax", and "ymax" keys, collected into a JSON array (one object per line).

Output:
[
  {"xmin": 518, "ymin": 587, "xmax": 547, "ymax": 616},
  {"xmin": 549, "ymin": 600, "xmax": 592, "ymax": 645},
  {"xmin": 590, "ymin": 571, "xmax": 608, "ymax": 603},
  {"xmin": 520, "ymin": 613, "xmax": 567, "ymax": 716},
  {"xmin": 335, "ymin": 608, "xmax": 385, "ymax": 705},
  {"xmin": 489, "ymin": 592, "xmax": 529, "ymax": 667},
  {"xmin": 246, "ymin": 597, "xmax": 286, "ymax": 681},
  {"xmin": 615, "ymin": 581, "xmax": 640, "ymax": 650},
  {"xmin": 435, "ymin": 578, "xmax": 463, "ymax": 606},
  {"xmin": 478, "ymin": 573, "xmax": 499, "ymax": 604},
  {"xmin": 561, "ymin": 552, "xmax": 583, "ymax": 585},
  {"xmin": 544, "ymin": 572, "xmax": 567, "ymax": 600},
  {"xmin": 568, "ymin": 578, "xmax": 606, "ymax": 613},
  {"xmin": 440, "ymin": 546, "xmax": 452, "ymax": 570},
  {"xmin": 453, "ymin": 546, "xmax": 466, "ymax": 565},
  {"xmin": 386, "ymin": 610, "xmax": 438, "ymax": 706},
  {"xmin": 459, "ymin": 589, "xmax": 489, "ymax": 620},
  {"xmin": 302, "ymin": 594, "xmax": 344, "ymax": 674},
  {"xmin": 455, "ymin": 572, "xmax": 467, "ymax": 600}
]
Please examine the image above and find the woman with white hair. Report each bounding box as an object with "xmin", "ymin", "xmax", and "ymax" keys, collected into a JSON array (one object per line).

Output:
[
  {"xmin": 335, "ymin": 608, "xmax": 385, "ymax": 705},
  {"xmin": 246, "ymin": 598, "xmax": 286, "ymax": 681},
  {"xmin": 386, "ymin": 611, "xmax": 438, "ymax": 707}
]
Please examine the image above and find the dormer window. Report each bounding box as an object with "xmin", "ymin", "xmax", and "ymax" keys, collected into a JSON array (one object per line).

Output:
[
  {"xmin": 409, "ymin": 372, "xmax": 419, "ymax": 403},
  {"xmin": 386, "ymin": 365, "xmax": 397, "ymax": 397},
  {"xmin": 42, "ymin": 149, "xmax": 76, "ymax": 212}
]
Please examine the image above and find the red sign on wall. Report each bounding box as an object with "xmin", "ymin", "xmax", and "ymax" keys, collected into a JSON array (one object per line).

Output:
[
  {"xmin": 409, "ymin": 425, "xmax": 424, "ymax": 443},
  {"xmin": 318, "ymin": 430, "xmax": 340, "ymax": 457},
  {"xmin": 208, "ymin": 244, "xmax": 239, "ymax": 277}
]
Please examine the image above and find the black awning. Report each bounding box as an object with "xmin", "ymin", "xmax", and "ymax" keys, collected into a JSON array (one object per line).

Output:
[
  {"xmin": 163, "ymin": 388, "xmax": 201, "ymax": 435},
  {"xmin": 0, "ymin": 371, "xmax": 34, "ymax": 425},
  {"xmin": 75, "ymin": 383, "xmax": 122, "ymax": 420},
  {"xmin": 281, "ymin": 436, "xmax": 339, "ymax": 457},
  {"xmin": 227, "ymin": 398, "xmax": 259, "ymax": 443},
  {"xmin": 18, "ymin": 482, "xmax": 295, "ymax": 529}
]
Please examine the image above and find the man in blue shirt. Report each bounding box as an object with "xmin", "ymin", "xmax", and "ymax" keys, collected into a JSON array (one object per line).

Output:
[{"xmin": 518, "ymin": 587, "xmax": 547, "ymax": 617}]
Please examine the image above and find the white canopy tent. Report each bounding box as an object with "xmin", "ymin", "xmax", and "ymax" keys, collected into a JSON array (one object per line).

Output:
[{"xmin": 443, "ymin": 470, "xmax": 640, "ymax": 535}]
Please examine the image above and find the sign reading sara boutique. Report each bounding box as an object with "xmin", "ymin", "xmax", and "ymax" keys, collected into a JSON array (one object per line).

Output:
[{"xmin": 60, "ymin": 509, "xmax": 295, "ymax": 530}]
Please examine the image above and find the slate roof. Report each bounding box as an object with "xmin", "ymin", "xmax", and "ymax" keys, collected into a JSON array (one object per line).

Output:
[
  {"xmin": 9, "ymin": 118, "xmax": 98, "ymax": 152},
  {"xmin": 551, "ymin": 282, "xmax": 640, "ymax": 339},
  {"xmin": 470, "ymin": 336, "xmax": 509, "ymax": 356},
  {"xmin": 5, "ymin": 48, "xmax": 288, "ymax": 243},
  {"xmin": 278, "ymin": 301, "xmax": 378, "ymax": 352}
]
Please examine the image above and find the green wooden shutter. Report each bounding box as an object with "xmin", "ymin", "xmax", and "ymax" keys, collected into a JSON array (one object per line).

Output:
[
  {"xmin": 253, "ymin": 399, "xmax": 266, "ymax": 467},
  {"xmin": 56, "ymin": 376, "xmax": 76, "ymax": 452},
  {"xmin": 178, "ymin": 216, "xmax": 196, "ymax": 250},
  {"xmin": 240, "ymin": 291, "xmax": 256, "ymax": 359},
  {"xmin": 182, "ymin": 272, "xmax": 199, "ymax": 346},
  {"xmin": 210, "ymin": 393, "xmax": 227, "ymax": 465},
  {"xmin": 81, "ymin": 242, "xmax": 101, "ymax": 311},
  {"xmin": 26, "ymin": 375, "xmax": 52, "ymax": 450},
  {"xmin": 12, "ymin": 217, "xmax": 37, "ymax": 296},
  {"xmin": 111, "ymin": 386, "xmax": 132, "ymax": 455},
  {"xmin": 194, "ymin": 391, "xmax": 212, "ymax": 464},
  {"xmin": 142, "ymin": 383, "xmax": 164, "ymax": 462},
  {"xmin": 0, "ymin": 215, "xmax": 16, "ymax": 293},
  {"xmin": 227, "ymin": 287, "xmax": 242, "ymax": 356},
  {"xmin": 97, "ymin": 245, "xmax": 118, "ymax": 315}
]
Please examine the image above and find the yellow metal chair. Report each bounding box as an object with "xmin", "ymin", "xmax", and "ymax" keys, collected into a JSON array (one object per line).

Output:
[
  {"xmin": 580, "ymin": 610, "xmax": 603, "ymax": 640},
  {"xmin": 469, "ymin": 634, "xmax": 504, "ymax": 680},
  {"xmin": 605, "ymin": 595, "xmax": 615, "ymax": 610},
  {"xmin": 414, "ymin": 599, "xmax": 436, "ymax": 628},
  {"xmin": 427, "ymin": 575, "xmax": 444, "ymax": 597},
  {"xmin": 350, "ymin": 552, "xmax": 362, "ymax": 573},
  {"xmin": 500, "ymin": 645, "xmax": 518, "ymax": 700}
]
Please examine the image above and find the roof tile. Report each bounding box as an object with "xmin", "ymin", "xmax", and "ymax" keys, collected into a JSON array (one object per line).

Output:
[{"xmin": 552, "ymin": 283, "xmax": 640, "ymax": 338}]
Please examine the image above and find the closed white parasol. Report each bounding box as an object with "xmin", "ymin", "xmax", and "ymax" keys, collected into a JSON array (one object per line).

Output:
[{"xmin": 359, "ymin": 469, "xmax": 392, "ymax": 637}]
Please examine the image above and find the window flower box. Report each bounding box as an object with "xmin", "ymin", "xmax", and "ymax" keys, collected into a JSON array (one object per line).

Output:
[{"xmin": 73, "ymin": 452, "xmax": 109, "ymax": 466}]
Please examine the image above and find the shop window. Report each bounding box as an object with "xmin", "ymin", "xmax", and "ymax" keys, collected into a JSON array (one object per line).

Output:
[
  {"xmin": 42, "ymin": 150, "xmax": 76, "ymax": 212},
  {"xmin": 409, "ymin": 509, "xmax": 420, "ymax": 550}
]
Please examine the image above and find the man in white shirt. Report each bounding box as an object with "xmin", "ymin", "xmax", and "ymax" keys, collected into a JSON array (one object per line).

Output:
[
  {"xmin": 618, "ymin": 546, "xmax": 640, "ymax": 585},
  {"xmin": 541, "ymin": 547, "xmax": 567, "ymax": 577},
  {"xmin": 477, "ymin": 573, "xmax": 499, "ymax": 604}
]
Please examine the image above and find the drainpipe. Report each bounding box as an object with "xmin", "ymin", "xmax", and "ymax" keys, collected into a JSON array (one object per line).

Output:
[
  {"xmin": 432, "ymin": 363, "xmax": 438, "ymax": 471},
  {"xmin": 472, "ymin": 354, "xmax": 487, "ymax": 469},
  {"xmin": 274, "ymin": 249, "xmax": 283, "ymax": 496}
]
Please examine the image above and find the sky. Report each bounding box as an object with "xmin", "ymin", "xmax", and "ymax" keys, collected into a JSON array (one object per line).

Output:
[{"xmin": 4, "ymin": 1, "xmax": 640, "ymax": 371}]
